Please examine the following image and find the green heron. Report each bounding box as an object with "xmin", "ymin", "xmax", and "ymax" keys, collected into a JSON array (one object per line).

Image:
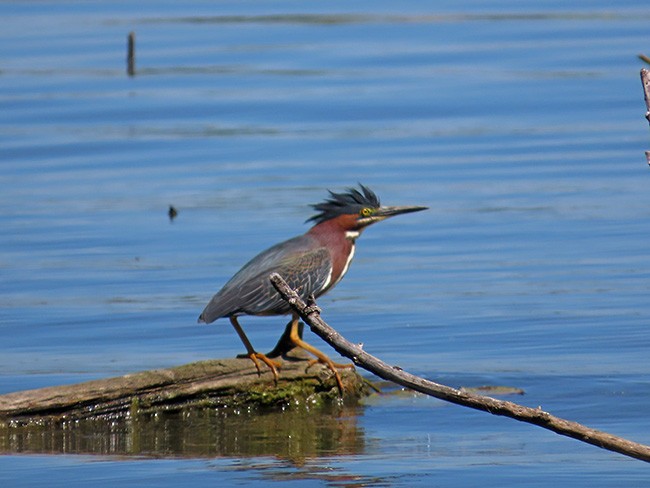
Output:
[{"xmin": 198, "ymin": 184, "xmax": 427, "ymax": 391}]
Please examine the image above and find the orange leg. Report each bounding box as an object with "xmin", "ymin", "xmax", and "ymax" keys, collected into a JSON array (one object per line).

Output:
[
  {"xmin": 305, "ymin": 357, "xmax": 355, "ymax": 369},
  {"xmin": 288, "ymin": 313, "xmax": 353, "ymax": 393},
  {"xmin": 230, "ymin": 316, "xmax": 281, "ymax": 381}
]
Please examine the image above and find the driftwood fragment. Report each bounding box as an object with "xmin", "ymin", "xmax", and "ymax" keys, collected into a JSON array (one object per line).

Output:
[
  {"xmin": 0, "ymin": 354, "xmax": 368, "ymax": 425},
  {"xmin": 270, "ymin": 273, "xmax": 650, "ymax": 463}
]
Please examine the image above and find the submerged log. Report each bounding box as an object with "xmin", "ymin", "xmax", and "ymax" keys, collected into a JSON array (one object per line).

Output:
[{"xmin": 0, "ymin": 353, "xmax": 369, "ymax": 426}]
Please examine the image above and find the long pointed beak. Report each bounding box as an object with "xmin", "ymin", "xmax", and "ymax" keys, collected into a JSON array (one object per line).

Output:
[
  {"xmin": 358, "ymin": 204, "xmax": 428, "ymax": 227},
  {"xmin": 374, "ymin": 205, "xmax": 428, "ymax": 218}
]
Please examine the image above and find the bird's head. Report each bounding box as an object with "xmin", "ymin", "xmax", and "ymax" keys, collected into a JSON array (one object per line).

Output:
[{"xmin": 307, "ymin": 184, "xmax": 428, "ymax": 234}]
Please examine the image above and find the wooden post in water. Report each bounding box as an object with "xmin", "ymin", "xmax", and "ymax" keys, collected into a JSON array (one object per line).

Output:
[{"xmin": 127, "ymin": 31, "xmax": 136, "ymax": 77}]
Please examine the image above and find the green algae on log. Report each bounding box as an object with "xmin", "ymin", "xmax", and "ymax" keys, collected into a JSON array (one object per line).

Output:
[{"xmin": 0, "ymin": 354, "xmax": 369, "ymax": 426}]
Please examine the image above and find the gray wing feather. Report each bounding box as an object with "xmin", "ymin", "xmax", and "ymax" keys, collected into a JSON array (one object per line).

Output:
[{"xmin": 198, "ymin": 234, "xmax": 332, "ymax": 323}]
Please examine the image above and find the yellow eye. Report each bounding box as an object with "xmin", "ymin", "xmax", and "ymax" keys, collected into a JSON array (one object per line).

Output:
[{"xmin": 360, "ymin": 208, "xmax": 373, "ymax": 217}]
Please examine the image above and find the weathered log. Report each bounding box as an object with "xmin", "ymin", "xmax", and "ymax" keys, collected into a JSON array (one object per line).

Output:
[{"xmin": 0, "ymin": 353, "xmax": 369, "ymax": 426}]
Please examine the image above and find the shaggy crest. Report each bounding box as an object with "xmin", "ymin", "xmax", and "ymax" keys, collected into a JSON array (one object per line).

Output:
[{"xmin": 307, "ymin": 184, "xmax": 381, "ymax": 224}]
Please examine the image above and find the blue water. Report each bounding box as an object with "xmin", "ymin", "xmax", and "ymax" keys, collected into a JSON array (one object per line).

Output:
[{"xmin": 2, "ymin": 0, "xmax": 650, "ymax": 485}]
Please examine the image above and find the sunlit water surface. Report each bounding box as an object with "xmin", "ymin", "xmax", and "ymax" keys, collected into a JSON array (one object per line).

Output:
[{"xmin": 2, "ymin": 1, "xmax": 650, "ymax": 486}]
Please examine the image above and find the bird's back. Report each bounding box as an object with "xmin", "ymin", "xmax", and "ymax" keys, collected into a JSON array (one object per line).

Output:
[{"xmin": 198, "ymin": 233, "xmax": 333, "ymax": 323}]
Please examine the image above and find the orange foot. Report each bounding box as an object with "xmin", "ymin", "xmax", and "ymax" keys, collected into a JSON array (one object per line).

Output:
[{"xmin": 246, "ymin": 352, "xmax": 282, "ymax": 382}]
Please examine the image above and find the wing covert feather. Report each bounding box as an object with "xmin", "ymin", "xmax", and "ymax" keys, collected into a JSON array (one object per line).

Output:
[{"xmin": 198, "ymin": 234, "xmax": 332, "ymax": 323}]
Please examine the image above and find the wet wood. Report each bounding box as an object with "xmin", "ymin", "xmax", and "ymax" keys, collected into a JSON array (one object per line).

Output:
[
  {"xmin": 0, "ymin": 354, "xmax": 368, "ymax": 425},
  {"xmin": 270, "ymin": 273, "xmax": 650, "ymax": 464}
]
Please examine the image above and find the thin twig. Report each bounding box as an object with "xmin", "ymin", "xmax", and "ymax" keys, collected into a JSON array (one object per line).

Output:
[
  {"xmin": 270, "ymin": 273, "xmax": 650, "ymax": 463},
  {"xmin": 641, "ymin": 69, "xmax": 650, "ymax": 165}
]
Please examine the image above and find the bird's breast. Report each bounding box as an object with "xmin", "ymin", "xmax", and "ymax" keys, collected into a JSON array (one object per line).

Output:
[
  {"xmin": 307, "ymin": 221, "xmax": 358, "ymax": 294},
  {"xmin": 333, "ymin": 241, "xmax": 355, "ymax": 286},
  {"xmin": 321, "ymin": 236, "xmax": 355, "ymax": 293}
]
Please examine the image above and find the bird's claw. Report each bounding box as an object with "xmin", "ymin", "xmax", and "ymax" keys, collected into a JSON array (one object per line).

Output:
[
  {"xmin": 305, "ymin": 358, "xmax": 353, "ymax": 394},
  {"xmin": 306, "ymin": 358, "xmax": 354, "ymax": 370},
  {"xmin": 304, "ymin": 294, "xmax": 321, "ymax": 315},
  {"xmin": 246, "ymin": 352, "xmax": 282, "ymax": 382}
]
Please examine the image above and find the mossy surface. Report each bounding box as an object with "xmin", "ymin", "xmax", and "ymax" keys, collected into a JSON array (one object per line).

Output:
[{"xmin": 0, "ymin": 357, "xmax": 370, "ymax": 428}]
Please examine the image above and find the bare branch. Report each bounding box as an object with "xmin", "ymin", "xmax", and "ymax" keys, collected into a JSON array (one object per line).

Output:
[
  {"xmin": 270, "ymin": 273, "xmax": 650, "ymax": 463},
  {"xmin": 642, "ymin": 69, "xmax": 650, "ymax": 123},
  {"xmin": 642, "ymin": 69, "xmax": 650, "ymax": 166}
]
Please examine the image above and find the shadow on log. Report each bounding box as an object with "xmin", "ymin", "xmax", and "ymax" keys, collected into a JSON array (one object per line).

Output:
[{"xmin": 0, "ymin": 352, "xmax": 369, "ymax": 427}]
